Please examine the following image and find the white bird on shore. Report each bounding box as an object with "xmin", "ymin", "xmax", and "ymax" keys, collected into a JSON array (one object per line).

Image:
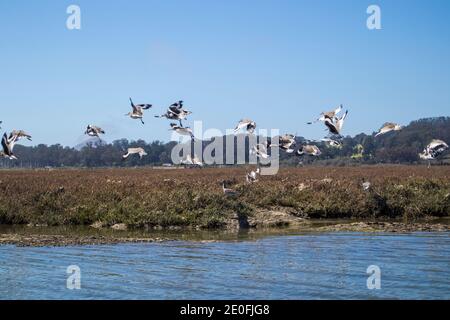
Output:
[
  {"xmin": 180, "ymin": 154, "xmax": 194, "ymax": 165},
  {"xmin": 192, "ymin": 155, "xmax": 203, "ymax": 167},
  {"xmin": 122, "ymin": 147, "xmax": 147, "ymax": 160},
  {"xmin": 271, "ymin": 134, "xmax": 296, "ymax": 153},
  {"xmin": 246, "ymin": 167, "xmax": 260, "ymax": 183},
  {"xmin": 1, "ymin": 132, "xmax": 18, "ymax": 159},
  {"xmin": 361, "ymin": 179, "xmax": 371, "ymax": 191},
  {"xmin": 308, "ymin": 104, "xmax": 343, "ymax": 124},
  {"xmin": 375, "ymin": 122, "xmax": 402, "ymax": 137},
  {"xmin": 324, "ymin": 110, "xmax": 348, "ymax": 136},
  {"xmin": 251, "ymin": 143, "xmax": 269, "ymax": 159},
  {"xmin": 126, "ymin": 97, "xmax": 152, "ymax": 125},
  {"xmin": 180, "ymin": 154, "xmax": 203, "ymax": 167},
  {"xmin": 85, "ymin": 125, "xmax": 105, "ymax": 137},
  {"xmin": 297, "ymin": 145, "xmax": 321, "ymax": 157},
  {"xmin": 169, "ymin": 123, "xmax": 195, "ymax": 140},
  {"xmin": 155, "ymin": 100, "xmax": 192, "ymax": 126},
  {"xmin": 234, "ymin": 119, "xmax": 256, "ymax": 134}
]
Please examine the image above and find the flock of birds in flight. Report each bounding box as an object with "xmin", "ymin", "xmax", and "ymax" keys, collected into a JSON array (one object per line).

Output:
[{"xmin": 1, "ymin": 100, "xmax": 448, "ymax": 190}]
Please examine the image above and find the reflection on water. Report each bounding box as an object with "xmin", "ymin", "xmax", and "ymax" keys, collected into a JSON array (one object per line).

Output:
[{"xmin": 0, "ymin": 232, "xmax": 449, "ymax": 299}]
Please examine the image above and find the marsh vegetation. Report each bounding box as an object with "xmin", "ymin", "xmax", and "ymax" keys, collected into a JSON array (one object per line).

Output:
[{"xmin": 0, "ymin": 166, "xmax": 449, "ymax": 230}]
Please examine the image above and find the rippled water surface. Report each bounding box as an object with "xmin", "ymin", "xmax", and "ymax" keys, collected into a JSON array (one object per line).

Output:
[{"xmin": 0, "ymin": 232, "xmax": 449, "ymax": 299}]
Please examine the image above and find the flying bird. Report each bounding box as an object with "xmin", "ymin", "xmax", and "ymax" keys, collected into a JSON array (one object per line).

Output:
[
  {"xmin": 1, "ymin": 132, "xmax": 18, "ymax": 159},
  {"xmin": 375, "ymin": 123, "xmax": 402, "ymax": 137},
  {"xmin": 155, "ymin": 100, "xmax": 192, "ymax": 125},
  {"xmin": 234, "ymin": 119, "xmax": 256, "ymax": 134},
  {"xmin": 85, "ymin": 125, "xmax": 105, "ymax": 137},
  {"xmin": 8, "ymin": 130, "xmax": 32, "ymax": 142},
  {"xmin": 324, "ymin": 110, "xmax": 348, "ymax": 136},
  {"xmin": 308, "ymin": 105, "xmax": 343, "ymax": 124},
  {"xmin": 419, "ymin": 139, "xmax": 449, "ymax": 165},
  {"xmin": 297, "ymin": 145, "xmax": 321, "ymax": 157},
  {"xmin": 126, "ymin": 97, "xmax": 152, "ymax": 124},
  {"xmin": 169, "ymin": 123, "xmax": 195, "ymax": 140},
  {"xmin": 271, "ymin": 134, "xmax": 296, "ymax": 153},
  {"xmin": 122, "ymin": 147, "xmax": 148, "ymax": 160},
  {"xmin": 251, "ymin": 143, "xmax": 269, "ymax": 159}
]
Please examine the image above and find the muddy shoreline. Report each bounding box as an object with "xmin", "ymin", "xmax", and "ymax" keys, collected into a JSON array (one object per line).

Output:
[{"xmin": 1, "ymin": 217, "xmax": 448, "ymax": 247}]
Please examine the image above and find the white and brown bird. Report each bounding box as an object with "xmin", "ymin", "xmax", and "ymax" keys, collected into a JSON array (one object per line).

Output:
[
  {"xmin": 375, "ymin": 122, "xmax": 402, "ymax": 137},
  {"xmin": 9, "ymin": 130, "xmax": 32, "ymax": 141},
  {"xmin": 122, "ymin": 147, "xmax": 147, "ymax": 160},
  {"xmin": 85, "ymin": 125, "xmax": 105, "ymax": 137},
  {"xmin": 234, "ymin": 119, "xmax": 256, "ymax": 134},
  {"xmin": 126, "ymin": 97, "xmax": 152, "ymax": 124},
  {"xmin": 169, "ymin": 123, "xmax": 195, "ymax": 140},
  {"xmin": 324, "ymin": 110, "xmax": 348, "ymax": 136},
  {"xmin": 308, "ymin": 104, "xmax": 343, "ymax": 124},
  {"xmin": 297, "ymin": 144, "xmax": 321, "ymax": 157}
]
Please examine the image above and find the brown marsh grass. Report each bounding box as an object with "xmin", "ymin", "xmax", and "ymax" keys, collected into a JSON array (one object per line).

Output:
[{"xmin": 0, "ymin": 165, "xmax": 449, "ymax": 229}]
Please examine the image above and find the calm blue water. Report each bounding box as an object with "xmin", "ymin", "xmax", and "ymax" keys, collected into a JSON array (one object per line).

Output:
[{"xmin": 0, "ymin": 232, "xmax": 449, "ymax": 299}]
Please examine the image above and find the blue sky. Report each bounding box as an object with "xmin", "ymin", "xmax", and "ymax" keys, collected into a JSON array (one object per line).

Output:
[{"xmin": 1, "ymin": 0, "xmax": 449, "ymax": 146}]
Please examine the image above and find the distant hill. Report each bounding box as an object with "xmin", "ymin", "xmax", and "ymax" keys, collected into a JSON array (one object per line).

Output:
[
  {"xmin": 74, "ymin": 137, "xmax": 107, "ymax": 151},
  {"xmin": 1, "ymin": 117, "xmax": 449, "ymax": 168}
]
